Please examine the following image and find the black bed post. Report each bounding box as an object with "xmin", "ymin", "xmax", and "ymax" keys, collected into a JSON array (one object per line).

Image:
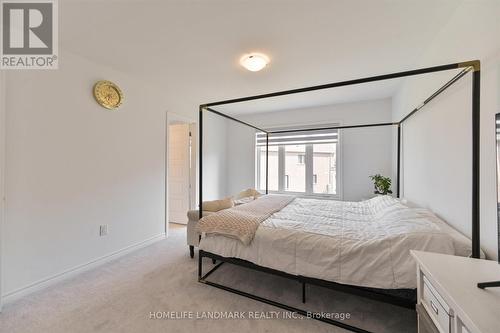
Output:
[
  {"xmin": 198, "ymin": 250, "xmax": 203, "ymax": 281},
  {"xmin": 266, "ymin": 133, "xmax": 269, "ymax": 194},
  {"xmin": 199, "ymin": 105, "xmax": 204, "ymax": 220},
  {"xmin": 397, "ymin": 124, "xmax": 401, "ymax": 198},
  {"xmin": 470, "ymin": 62, "xmax": 481, "ymax": 259}
]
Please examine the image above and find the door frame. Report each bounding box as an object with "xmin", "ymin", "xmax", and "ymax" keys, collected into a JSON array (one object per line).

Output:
[{"xmin": 165, "ymin": 111, "xmax": 196, "ymax": 235}]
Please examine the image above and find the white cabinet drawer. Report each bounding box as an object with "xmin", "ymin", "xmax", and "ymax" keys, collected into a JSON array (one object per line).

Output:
[{"xmin": 422, "ymin": 276, "xmax": 453, "ymax": 333}]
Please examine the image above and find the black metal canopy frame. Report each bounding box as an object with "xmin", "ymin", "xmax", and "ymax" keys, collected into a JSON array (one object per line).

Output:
[{"xmin": 196, "ymin": 61, "xmax": 481, "ymax": 333}]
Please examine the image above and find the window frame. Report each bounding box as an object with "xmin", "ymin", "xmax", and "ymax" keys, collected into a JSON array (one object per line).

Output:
[{"xmin": 255, "ymin": 124, "xmax": 342, "ymax": 200}]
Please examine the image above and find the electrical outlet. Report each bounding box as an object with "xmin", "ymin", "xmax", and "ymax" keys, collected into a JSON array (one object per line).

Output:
[{"xmin": 99, "ymin": 225, "xmax": 108, "ymax": 236}]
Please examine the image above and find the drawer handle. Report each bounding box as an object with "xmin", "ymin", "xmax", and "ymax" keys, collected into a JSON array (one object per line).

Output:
[{"xmin": 430, "ymin": 300, "xmax": 439, "ymax": 315}]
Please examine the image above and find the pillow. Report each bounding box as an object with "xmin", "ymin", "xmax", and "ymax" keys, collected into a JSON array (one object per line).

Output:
[
  {"xmin": 233, "ymin": 196, "xmax": 255, "ymax": 206},
  {"xmin": 396, "ymin": 197, "xmax": 419, "ymax": 208},
  {"xmin": 202, "ymin": 197, "xmax": 234, "ymax": 212},
  {"xmin": 373, "ymin": 202, "xmax": 409, "ymax": 221},
  {"xmin": 366, "ymin": 195, "xmax": 400, "ymax": 215},
  {"xmin": 235, "ymin": 188, "xmax": 262, "ymax": 200}
]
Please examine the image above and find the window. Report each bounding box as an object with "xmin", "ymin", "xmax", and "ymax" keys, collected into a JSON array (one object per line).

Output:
[
  {"xmin": 313, "ymin": 143, "xmax": 336, "ymax": 194},
  {"xmin": 257, "ymin": 145, "xmax": 278, "ymax": 191},
  {"xmin": 256, "ymin": 128, "xmax": 339, "ymax": 197},
  {"xmin": 285, "ymin": 145, "xmax": 305, "ymax": 192}
]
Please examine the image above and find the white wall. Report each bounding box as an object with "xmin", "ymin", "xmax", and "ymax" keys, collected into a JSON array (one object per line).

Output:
[
  {"xmin": 342, "ymin": 125, "xmax": 394, "ymax": 201},
  {"xmin": 226, "ymin": 121, "xmax": 256, "ymax": 197},
  {"xmin": 202, "ymin": 112, "xmax": 228, "ymax": 200},
  {"xmin": 394, "ymin": 73, "xmax": 473, "ymax": 246},
  {"xmin": 239, "ymin": 98, "xmax": 394, "ymax": 201},
  {"xmin": 392, "ymin": 2, "xmax": 500, "ymax": 259},
  {"xmin": 2, "ymin": 50, "xmax": 167, "ymax": 297},
  {"xmin": 202, "ymin": 114, "xmax": 256, "ymax": 199}
]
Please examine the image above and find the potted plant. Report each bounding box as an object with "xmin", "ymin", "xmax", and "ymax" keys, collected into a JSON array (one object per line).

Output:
[{"xmin": 369, "ymin": 174, "xmax": 393, "ymax": 195}]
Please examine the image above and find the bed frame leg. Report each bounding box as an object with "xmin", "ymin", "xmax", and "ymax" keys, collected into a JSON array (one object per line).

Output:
[
  {"xmin": 198, "ymin": 250, "xmax": 203, "ymax": 281},
  {"xmin": 302, "ymin": 281, "xmax": 306, "ymax": 303}
]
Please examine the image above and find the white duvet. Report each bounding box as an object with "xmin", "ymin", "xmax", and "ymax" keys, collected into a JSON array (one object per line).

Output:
[{"xmin": 199, "ymin": 196, "xmax": 474, "ymax": 289}]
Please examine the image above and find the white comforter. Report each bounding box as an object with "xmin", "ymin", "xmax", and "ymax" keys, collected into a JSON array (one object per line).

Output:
[{"xmin": 199, "ymin": 196, "xmax": 473, "ymax": 289}]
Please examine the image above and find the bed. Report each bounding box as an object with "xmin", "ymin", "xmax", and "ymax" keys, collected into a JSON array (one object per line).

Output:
[
  {"xmin": 198, "ymin": 195, "xmax": 474, "ymax": 290},
  {"xmin": 197, "ymin": 61, "xmax": 481, "ymax": 332}
]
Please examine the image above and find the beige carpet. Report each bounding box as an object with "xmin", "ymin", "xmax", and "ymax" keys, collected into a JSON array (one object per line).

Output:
[{"xmin": 0, "ymin": 224, "xmax": 416, "ymax": 333}]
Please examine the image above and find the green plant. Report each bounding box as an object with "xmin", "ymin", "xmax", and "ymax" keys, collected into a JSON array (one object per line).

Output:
[{"xmin": 369, "ymin": 174, "xmax": 393, "ymax": 195}]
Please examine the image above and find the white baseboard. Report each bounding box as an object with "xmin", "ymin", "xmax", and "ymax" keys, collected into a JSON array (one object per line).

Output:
[{"xmin": 1, "ymin": 233, "xmax": 166, "ymax": 305}]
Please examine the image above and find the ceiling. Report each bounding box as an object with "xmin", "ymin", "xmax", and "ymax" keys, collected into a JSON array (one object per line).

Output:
[
  {"xmin": 60, "ymin": 0, "xmax": 476, "ymax": 116},
  {"xmin": 212, "ymin": 79, "xmax": 402, "ymax": 116}
]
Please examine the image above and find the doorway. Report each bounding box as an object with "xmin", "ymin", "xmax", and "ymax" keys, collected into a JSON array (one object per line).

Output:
[{"xmin": 167, "ymin": 113, "xmax": 196, "ymax": 229}]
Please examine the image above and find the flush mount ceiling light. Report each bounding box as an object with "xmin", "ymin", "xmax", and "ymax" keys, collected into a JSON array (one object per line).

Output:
[{"xmin": 240, "ymin": 53, "xmax": 270, "ymax": 72}]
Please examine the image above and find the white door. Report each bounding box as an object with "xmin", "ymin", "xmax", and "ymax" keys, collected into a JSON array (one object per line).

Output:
[{"xmin": 168, "ymin": 123, "xmax": 191, "ymax": 224}]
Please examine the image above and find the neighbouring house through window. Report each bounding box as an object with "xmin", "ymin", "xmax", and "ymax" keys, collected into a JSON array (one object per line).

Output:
[{"xmin": 255, "ymin": 127, "xmax": 339, "ymax": 198}]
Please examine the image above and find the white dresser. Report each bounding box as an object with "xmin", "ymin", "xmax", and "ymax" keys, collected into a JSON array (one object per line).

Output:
[{"xmin": 411, "ymin": 251, "xmax": 500, "ymax": 333}]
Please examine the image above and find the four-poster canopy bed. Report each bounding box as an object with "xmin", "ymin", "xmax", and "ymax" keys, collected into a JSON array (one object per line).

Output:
[{"xmin": 195, "ymin": 60, "xmax": 481, "ymax": 333}]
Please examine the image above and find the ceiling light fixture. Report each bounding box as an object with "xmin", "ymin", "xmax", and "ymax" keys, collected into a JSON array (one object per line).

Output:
[{"xmin": 240, "ymin": 53, "xmax": 270, "ymax": 72}]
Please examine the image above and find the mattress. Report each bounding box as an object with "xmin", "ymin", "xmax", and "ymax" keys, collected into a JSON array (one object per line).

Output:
[{"xmin": 199, "ymin": 196, "xmax": 474, "ymax": 289}]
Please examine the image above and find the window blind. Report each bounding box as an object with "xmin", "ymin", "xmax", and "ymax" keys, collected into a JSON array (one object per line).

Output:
[{"xmin": 256, "ymin": 129, "xmax": 338, "ymax": 146}]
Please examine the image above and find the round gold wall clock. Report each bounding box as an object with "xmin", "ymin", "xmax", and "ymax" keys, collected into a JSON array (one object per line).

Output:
[{"xmin": 93, "ymin": 80, "xmax": 124, "ymax": 110}]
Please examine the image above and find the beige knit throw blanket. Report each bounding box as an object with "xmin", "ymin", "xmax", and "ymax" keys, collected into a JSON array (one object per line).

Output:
[{"xmin": 197, "ymin": 194, "xmax": 295, "ymax": 245}]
